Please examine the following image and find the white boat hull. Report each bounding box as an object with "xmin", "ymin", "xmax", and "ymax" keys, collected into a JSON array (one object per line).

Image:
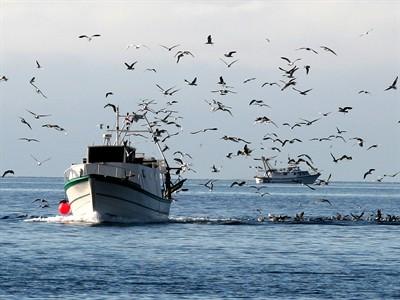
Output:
[{"xmin": 65, "ymin": 175, "xmax": 171, "ymax": 223}]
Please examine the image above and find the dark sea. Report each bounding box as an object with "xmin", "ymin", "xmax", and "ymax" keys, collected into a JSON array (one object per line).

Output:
[{"xmin": 1, "ymin": 177, "xmax": 399, "ymax": 299}]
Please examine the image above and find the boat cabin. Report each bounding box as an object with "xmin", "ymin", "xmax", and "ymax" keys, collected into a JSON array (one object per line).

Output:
[{"xmin": 86, "ymin": 145, "xmax": 159, "ymax": 168}]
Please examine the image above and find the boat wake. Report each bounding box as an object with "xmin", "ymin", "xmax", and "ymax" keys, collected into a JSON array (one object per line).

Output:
[
  {"xmin": 169, "ymin": 215, "xmax": 400, "ymax": 226},
  {"xmin": 1, "ymin": 213, "xmax": 399, "ymax": 226}
]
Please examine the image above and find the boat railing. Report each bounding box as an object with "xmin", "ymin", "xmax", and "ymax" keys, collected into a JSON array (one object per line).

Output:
[{"xmin": 64, "ymin": 163, "xmax": 138, "ymax": 182}]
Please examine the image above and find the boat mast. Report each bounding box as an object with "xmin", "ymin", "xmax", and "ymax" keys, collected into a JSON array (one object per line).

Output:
[
  {"xmin": 115, "ymin": 106, "xmax": 120, "ymax": 145},
  {"xmin": 142, "ymin": 114, "xmax": 175, "ymax": 199}
]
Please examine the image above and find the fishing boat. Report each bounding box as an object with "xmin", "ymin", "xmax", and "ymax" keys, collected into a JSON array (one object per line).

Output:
[
  {"xmin": 255, "ymin": 156, "xmax": 320, "ymax": 184},
  {"xmin": 63, "ymin": 106, "xmax": 184, "ymax": 223}
]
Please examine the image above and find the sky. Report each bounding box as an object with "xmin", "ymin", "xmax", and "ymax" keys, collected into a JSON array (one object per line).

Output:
[{"xmin": 0, "ymin": 0, "xmax": 399, "ymax": 181}]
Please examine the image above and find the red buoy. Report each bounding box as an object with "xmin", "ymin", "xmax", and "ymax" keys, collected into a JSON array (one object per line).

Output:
[{"xmin": 58, "ymin": 200, "xmax": 71, "ymax": 215}]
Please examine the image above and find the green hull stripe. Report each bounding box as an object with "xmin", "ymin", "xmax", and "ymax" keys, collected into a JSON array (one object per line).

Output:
[{"xmin": 64, "ymin": 175, "xmax": 90, "ymax": 191}]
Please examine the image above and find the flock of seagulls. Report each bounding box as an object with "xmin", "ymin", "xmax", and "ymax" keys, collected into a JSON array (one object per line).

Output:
[{"xmin": 1, "ymin": 30, "xmax": 398, "ymax": 215}]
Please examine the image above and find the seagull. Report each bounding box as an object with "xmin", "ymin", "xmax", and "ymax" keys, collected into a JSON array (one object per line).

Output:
[
  {"xmin": 211, "ymin": 165, "xmax": 221, "ymax": 173},
  {"xmin": 249, "ymin": 99, "xmax": 270, "ymax": 107},
  {"xmin": 292, "ymin": 87, "xmax": 312, "ymax": 95},
  {"xmin": 304, "ymin": 65, "xmax": 311, "ymax": 74},
  {"xmin": 366, "ymin": 144, "xmax": 378, "ymax": 150},
  {"xmin": 78, "ymin": 34, "xmax": 101, "ymax": 41},
  {"xmin": 202, "ymin": 179, "xmax": 216, "ymax": 191},
  {"xmin": 358, "ymin": 90, "xmax": 370, "ymax": 94},
  {"xmin": 104, "ymin": 103, "xmax": 117, "ymax": 113},
  {"xmin": 205, "ymin": 34, "xmax": 214, "ymax": 45},
  {"xmin": 224, "ymin": 51, "xmax": 236, "ymax": 57},
  {"xmin": 124, "ymin": 61, "xmax": 137, "ymax": 70},
  {"xmin": 237, "ymin": 144, "xmax": 252, "ymax": 156},
  {"xmin": 254, "ymin": 116, "xmax": 278, "ymax": 127},
  {"xmin": 105, "ymin": 92, "xmax": 113, "ymax": 98},
  {"xmin": 336, "ymin": 127, "xmax": 347, "ymax": 134},
  {"xmin": 384, "ymin": 76, "xmax": 398, "ymax": 91},
  {"xmin": 363, "ymin": 168, "xmax": 375, "ymax": 179},
  {"xmin": 175, "ymin": 50, "xmax": 195, "ymax": 63},
  {"xmin": 360, "ymin": 29, "xmax": 373, "ymax": 37},
  {"xmin": 261, "ymin": 81, "xmax": 280, "ymax": 88},
  {"xmin": 338, "ymin": 106, "xmax": 352, "ymax": 114},
  {"xmin": 126, "ymin": 43, "xmax": 150, "ymax": 50},
  {"xmin": 351, "ymin": 137, "xmax": 364, "ymax": 147},
  {"xmin": 32, "ymin": 198, "xmax": 49, "ymax": 208},
  {"xmin": 184, "ymin": 77, "xmax": 197, "ymax": 86},
  {"xmin": 41, "ymin": 124, "xmax": 66, "ymax": 132},
  {"xmin": 317, "ymin": 198, "xmax": 333, "ymax": 206},
  {"xmin": 26, "ymin": 110, "xmax": 51, "ymax": 119},
  {"xmin": 217, "ymin": 76, "xmax": 226, "ymax": 86},
  {"xmin": 36, "ymin": 60, "xmax": 42, "ymax": 69},
  {"xmin": 19, "ymin": 137, "xmax": 39, "ymax": 142},
  {"xmin": 330, "ymin": 153, "xmax": 352, "ymax": 163},
  {"xmin": 296, "ymin": 47, "xmax": 318, "ymax": 54},
  {"xmin": 156, "ymin": 84, "xmax": 180, "ymax": 96},
  {"xmin": 219, "ymin": 58, "xmax": 239, "ymax": 68},
  {"xmin": 320, "ymin": 46, "xmax": 337, "ymax": 55},
  {"xmin": 280, "ymin": 78, "xmax": 296, "ymax": 91},
  {"xmin": 0, "ymin": 75, "xmax": 8, "ymax": 81},
  {"xmin": 160, "ymin": 44, "xmax": 180, "ymax": 51},
  {"xmin": 280, "ymin": 56, "xmax": 302, "ymax": 66},
  {"xmin": 2, "ymin": 169, "xmax": 14, "ymax": 177},
  {"xmin": 230, "ymin": 181, "xmax": 246, "ymax": 187},
  {"xmin": 190, "ymin": 127, "xmax": 218, "ymax": 134},
  {"xmin": 31, "ymin": 155, "xmax": 51, "ymax": 166},
  {"xmin": 221, "ymin": 135, "xmax": 251, "ymax": 144},
  {"xmin": 243, "ymin": 78, "xmax": 256, "ymax": 84},
  {"xmin": 19, "ymin": 117, "xmax": 32, "ymax": 129},
  {"xmin": 383, "ymin": 171, "xmax": 400, "ymax": 178}
]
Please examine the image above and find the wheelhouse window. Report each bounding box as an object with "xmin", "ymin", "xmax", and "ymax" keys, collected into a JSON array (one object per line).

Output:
[{"xmin": 88, "ymin": 146, "xmax": 127, "ymax": 163}]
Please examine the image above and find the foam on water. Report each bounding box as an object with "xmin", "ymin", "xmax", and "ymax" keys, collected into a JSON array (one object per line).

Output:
[{"xmin": 25, "ymin": 212, "xmax": 102, "ymax": 224}]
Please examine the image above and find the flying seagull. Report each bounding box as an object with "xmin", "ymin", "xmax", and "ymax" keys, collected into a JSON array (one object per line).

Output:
[
  {"xmin": 78, "ymin": 34, "xmax": 101, "ymax": 41},
  {"xmin": 124, "ymin": 61, "xmax": 137, "ymax": 70},
  {"xmin": 360, "ymin": 29, "xmax": 373, "ymax": 37},
  {"xmin": 190, "ymin": 127, "xmax": 218, "ymax": 134},
  {"xmin": 105, "ymin": 92, "xmax": 113, "ymax": 98},
  {"xmin": 19, "ymin": 137, "xmax": 40, "ymax": 142},
  {"xmin": 363, "ymin": 168, "xmax": 375, "ymax": 179},
  {"xmin": 219, "ymin": 58, "xmax": 239, "ymax": 68},
  {"xmin": 2, "ymin": 169, "xmax": 14, "ymax": 177},
  {"xmin": 26, "ymin": 110, "xmax": 51, "ymax": 119},
  {"xmin": 384, "ymin": 76, "xmax": 398, "ymax": 91},
  {"xmin": 184, "ymin": 77, "xmax": 197, "ymax": 86},
  {"xmin": 292, "ymin": 87, "xmax": 312, "ymax": 95},
  {"xmin": 205, "ymin": 35, "xmax": 214, "ymax": 45},
  {"xmin": 230, "ymin": 181, "xmax": 246, "ymax": 187},
  {"xmin": 19, "ymin": 117, "xmax": 32, "ymax": 130},
  {"xmin": 224, "ymin": 51, "xmax": 236, "ymax": 57},
  {"xmin": 296, "ymin": 47, "xmax": 318, "ymax": 54},
  {"xmin": 160, "ymin": 44, "xmax": 180, "ymax": 51},
  {"xmin": 104, "ymin": 103, "xmax": 117, "ymax": 113},
  {"xmin": 31, "ymin": 155, "xmax": 51, "ymax": 166},
  {"xmin": 320, "ymin": 46, "xmax": 337, "ymax": 55}
]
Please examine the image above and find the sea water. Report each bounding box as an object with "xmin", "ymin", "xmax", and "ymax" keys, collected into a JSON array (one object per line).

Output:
[{"xmin": 0, "ymin": 177, "xmax": 399, "ymax": 299}]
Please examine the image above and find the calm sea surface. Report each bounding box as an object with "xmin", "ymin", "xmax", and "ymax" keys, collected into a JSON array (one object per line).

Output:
[{"xmin": 0, "ymin": 177, "xmax": 399, "ymax": 299}]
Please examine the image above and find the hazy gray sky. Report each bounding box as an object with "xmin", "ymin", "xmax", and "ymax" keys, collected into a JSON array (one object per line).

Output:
[{"xmin": 1, "ymin": 0, "xmax": 399, "ymax": 181}]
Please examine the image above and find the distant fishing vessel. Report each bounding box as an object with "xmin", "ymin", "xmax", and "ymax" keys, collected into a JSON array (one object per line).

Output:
[
  {"xmin": 63, "ymin": 106, "xmax": 184, "ymax": 223},
  {"xmin": 255, "ymin": 156, "xmax": 320, "ymax": 184}
]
